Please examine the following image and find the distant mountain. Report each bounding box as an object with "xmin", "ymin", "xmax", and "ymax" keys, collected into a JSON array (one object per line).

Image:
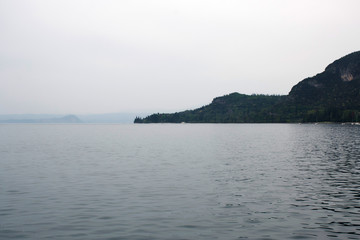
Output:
[
  {"xmin": 79, "ymin": 112, "xmax": 149, "ymax": 123},
  {"xmin": 135, "ymin": 51, "xmax": 360, "ymax": 123},
  {"xmin": 0, "ymin": 114, "xmax": 63, "ymax": 120},
  {"xmin": 0, "ymin": 114, "xmax": 82, "ymax": 123},
  {"xmin": 0, "ymin": 113, "xmax": 150, "ymax": 124}
]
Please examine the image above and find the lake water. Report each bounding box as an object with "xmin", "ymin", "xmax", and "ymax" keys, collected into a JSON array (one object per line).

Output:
[{"xmin": 1, "ymin": 124, "xmax": 360, "ymax": 239}]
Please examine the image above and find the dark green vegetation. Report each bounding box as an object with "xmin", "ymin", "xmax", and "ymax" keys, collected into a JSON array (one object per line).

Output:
[
  {"xmin": 135, "ymin": 51, "xmax": 360, "ymax": 123},
  {"xmin": 135, "ymin": 94, "xmax": 286, "ymax": 123}
]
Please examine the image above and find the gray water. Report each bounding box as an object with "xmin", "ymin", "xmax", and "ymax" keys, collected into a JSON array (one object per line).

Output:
[{"xmin": 1, "ymin": 124, "xmax": 360, "ymax": 239}]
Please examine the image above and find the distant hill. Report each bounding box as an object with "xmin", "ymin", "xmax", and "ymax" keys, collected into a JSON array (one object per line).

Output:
[
  {"xmin": 78, "ymin": 112, "xmax": 149, "ymax": 123},
  {"xmin": 135, "ymin": 51, "xmax": 360, "ymax": 123},
  {"xmin": 0, "ymin": 113, "xmax": 150, "ymax": 124},
  {"xmin": 0, "ymin": 114, "xmax": 82, "ymax": 123}
]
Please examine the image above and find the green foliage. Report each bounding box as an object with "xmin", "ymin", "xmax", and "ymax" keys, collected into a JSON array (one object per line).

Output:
[{"xmin": 135, "ymin": 93, "xmax": 286, "ymax": 123}]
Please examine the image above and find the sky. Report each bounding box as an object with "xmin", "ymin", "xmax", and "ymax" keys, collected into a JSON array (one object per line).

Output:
[{"xmin": 1, "ymin": 0, "xmax": 360, "ymax": 115}]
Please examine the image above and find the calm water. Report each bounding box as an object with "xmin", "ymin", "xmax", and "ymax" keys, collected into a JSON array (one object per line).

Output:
[{"xmin": 1, "ymin": 124, "xmax": 360, "ymax": 239}]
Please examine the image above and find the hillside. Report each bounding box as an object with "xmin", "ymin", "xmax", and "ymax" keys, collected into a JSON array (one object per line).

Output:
[
  {"xmin": 134, "ymin": 94, "xmax": 285, "ymax": 123},
  {"xmin": 135, "ymin": 51, "xmax": 360, "ymax": 123},
  {"xmin": 283, "ymin": 51, "xmax": 360, "ymax": 122}
]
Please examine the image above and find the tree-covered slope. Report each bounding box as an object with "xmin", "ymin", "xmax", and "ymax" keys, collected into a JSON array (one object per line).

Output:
[
  {"xmin": 134, "ymin": 93, "xmax": 285, "ymax": 123},
  {"xmin": 283, "ymin": 51, "xmax": 360, "ymax": 122},
  {"xmin": 135, "ymin": 51, "xmax": 360, "ymax": 123}
]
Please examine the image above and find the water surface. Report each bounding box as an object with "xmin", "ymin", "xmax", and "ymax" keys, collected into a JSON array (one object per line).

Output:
[{"xmin": 1, "ymin": 124, "xmax": 360, "ymax": 239}]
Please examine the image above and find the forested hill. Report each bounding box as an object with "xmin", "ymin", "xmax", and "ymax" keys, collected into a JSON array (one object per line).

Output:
[
  {"xmin": 135, "ymin": 51, "xmax": 360, "ymax": 123},
  {"xmin": 134, "ymin": 94, "xmax": 285, "ymax": 123},
  {"xmin": 283, "ymin": 51, "xmax": 360, "ymax": 122}
]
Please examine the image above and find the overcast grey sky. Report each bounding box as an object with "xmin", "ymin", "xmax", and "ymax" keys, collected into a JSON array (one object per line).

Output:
[{"xmin": 1, "ymin": 0, "xmax": 360, "ymax": 114}]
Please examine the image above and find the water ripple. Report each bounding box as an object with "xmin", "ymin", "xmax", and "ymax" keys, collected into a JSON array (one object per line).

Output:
[{"xmin": 1, "ymin": 124, "xmax": 360, "ymax": 239}]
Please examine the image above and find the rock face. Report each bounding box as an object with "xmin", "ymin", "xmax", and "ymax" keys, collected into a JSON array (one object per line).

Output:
[
  {"xmin": 288, "ymin": 51, "xmax": 360, "ymax": 109},
  {"xmin": 280, "ymin": 51, "xmax": 360, "ymax": 122},
  {"xmin": 325, "ymin": 51, "xmax": 360, "ymax": 80},
  {"xmin": 135, "ymin": 51, "xmax": 360, "ymax": 123}
]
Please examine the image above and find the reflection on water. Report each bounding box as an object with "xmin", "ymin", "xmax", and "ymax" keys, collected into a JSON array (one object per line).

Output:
[{"xmin": 0, "ymin": 124, "xmax": 360, "ymax": 239}]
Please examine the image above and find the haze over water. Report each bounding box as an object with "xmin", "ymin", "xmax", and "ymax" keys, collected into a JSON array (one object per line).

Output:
[{"xmin": 1, "ymin": 124, "xmax": 360, "ymax": 239}]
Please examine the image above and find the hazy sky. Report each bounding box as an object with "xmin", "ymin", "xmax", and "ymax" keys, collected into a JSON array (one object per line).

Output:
[{"xmin": 1, "ymin": 0, "xmax": 360, "ymax": 114}]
